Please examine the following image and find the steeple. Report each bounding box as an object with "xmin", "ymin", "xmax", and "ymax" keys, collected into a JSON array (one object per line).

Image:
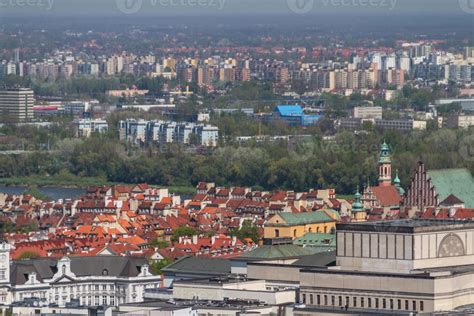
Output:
[
  {"xmin": 351, "ymin": 186, "xmax": 366, "ymax": 222},
  {"xmin": 378, "ymin": 141, "xmax": 392, "ymax": 187},
  {"xmin": 394, "ymin": 169, "xmax": 405, "ymax": 195},
  {"xmin": 352, "ymin": 187, "xmax": 364, "ymax": 212}
]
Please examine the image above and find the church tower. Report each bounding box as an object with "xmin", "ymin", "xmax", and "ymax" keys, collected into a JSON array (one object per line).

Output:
[
  {"xmin": 378, "ymin": 141, "xmax": 392, "ymax": 187},
  {"xmin": 351, "ymin": 187, "xmax": 366, "ymax": 222}
]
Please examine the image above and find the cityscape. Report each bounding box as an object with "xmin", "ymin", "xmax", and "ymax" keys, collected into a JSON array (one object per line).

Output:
[{"xmin": 0, "ymin": 0, "xmax": 473, "ymax": 315}]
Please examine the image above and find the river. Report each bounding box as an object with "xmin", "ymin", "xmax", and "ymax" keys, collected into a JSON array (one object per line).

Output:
[{"xmin": 0, "ymin": 186, "xmax": 85, "ymax": 200}]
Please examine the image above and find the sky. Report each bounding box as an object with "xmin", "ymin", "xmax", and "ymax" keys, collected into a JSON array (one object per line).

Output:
[{"xmin": 0, "ymin": 0, "xmax": 472, "ymax": 16}]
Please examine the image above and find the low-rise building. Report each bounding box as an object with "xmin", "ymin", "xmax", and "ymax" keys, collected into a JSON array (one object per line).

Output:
[
  {"xmin": 264, "ymin": 210, "xmax": 337, "ymax": 239},
  {"xmin": 73, "ymin": 119, "xmax": 108, "ymax": 137},
  {"xmin": 0, "ymin": 242, "xmax": 161, "ymax": 311}
]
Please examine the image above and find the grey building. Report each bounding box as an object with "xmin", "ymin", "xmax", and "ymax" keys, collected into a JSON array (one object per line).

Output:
[{"xmin": 0, "ymin": 88, "xmax": 34, "ymax": 122}]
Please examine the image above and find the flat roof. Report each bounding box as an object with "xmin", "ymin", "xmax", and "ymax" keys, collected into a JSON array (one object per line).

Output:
[{"xmin": 337, "ymin": 219, "xmax": 474, "ymax": 234}]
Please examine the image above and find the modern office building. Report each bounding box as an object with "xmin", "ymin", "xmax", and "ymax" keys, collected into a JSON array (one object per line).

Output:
[{"xmin": 0, "ymin": 88, "xmax": 34, "ymax": 122}]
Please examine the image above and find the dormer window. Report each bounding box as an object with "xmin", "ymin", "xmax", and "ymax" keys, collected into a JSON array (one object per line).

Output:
[{"xmin": 102, "ymin": 269, "xmax": 109, "ymax": 276}]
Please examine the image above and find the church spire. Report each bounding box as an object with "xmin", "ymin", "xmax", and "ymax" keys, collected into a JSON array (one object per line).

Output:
[{"xmin": 378, "ymin": 141, "xmax": 392, "ymax": 187}]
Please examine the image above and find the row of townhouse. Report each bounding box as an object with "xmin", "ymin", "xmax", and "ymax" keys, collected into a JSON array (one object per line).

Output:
[{"xmin": 119, "ymin": 119, "xmax": 219, "ymax": 147}]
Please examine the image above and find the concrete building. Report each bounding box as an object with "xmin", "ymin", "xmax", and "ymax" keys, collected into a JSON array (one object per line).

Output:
[
  {"xmin": 73, "ymin": 119, "xmax": 109, "ymax": 137},
  {"xmin": 298, "ymin": 219, "xmax": 474, "ymax": 314},
  {"xmin": 352, "ymin": 106, "xmax": 383, "ymax": 120},
  {"xmin": 445, "ymin": 114, "xmax": 474, "ymax": 129},
  {"xmin": 0, "ymin": 88, "xmax": 34, "ymax": 122}
]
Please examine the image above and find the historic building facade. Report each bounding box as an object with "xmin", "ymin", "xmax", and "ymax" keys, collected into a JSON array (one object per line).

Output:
[
  {"xmin": 0, "ymin": 243, "xmax": 161, "ymax": 311},
  {"xmin": 358, "ymin": 142, "xmax": 403, "ymax": 220}
]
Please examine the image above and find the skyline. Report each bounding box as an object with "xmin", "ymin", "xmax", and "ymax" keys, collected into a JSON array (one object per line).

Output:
[{"xmin": 0, "ymin": 0, "xmax": 473, "ymax": 16}]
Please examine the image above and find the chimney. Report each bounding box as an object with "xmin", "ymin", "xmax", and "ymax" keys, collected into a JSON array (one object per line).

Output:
[{"xmin": 449, "ymin": 208, "xmax": 456, "ymax": 218}]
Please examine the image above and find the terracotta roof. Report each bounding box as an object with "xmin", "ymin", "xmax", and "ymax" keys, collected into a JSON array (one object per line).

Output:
[{"xmin": 369, "ymin": 185, "xmax": 402, "ymax": 207}]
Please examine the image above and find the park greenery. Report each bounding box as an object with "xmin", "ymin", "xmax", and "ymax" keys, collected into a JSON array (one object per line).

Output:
[{"xmin": 0, "ymin": 121, "xmax": 473, "ymax": 195}]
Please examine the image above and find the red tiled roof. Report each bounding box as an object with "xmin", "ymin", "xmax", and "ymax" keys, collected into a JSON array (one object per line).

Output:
[{"xmin": 369, "ymin": 185, "xmax": 402, "ymax": 207}]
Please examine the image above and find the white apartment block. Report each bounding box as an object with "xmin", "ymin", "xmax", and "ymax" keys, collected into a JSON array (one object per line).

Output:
[{"xmin": 73, "ymin": 119, "xmax": 108, "ymax": 137}]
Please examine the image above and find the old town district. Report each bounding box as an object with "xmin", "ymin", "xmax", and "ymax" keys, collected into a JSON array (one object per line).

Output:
[{"xmin": 0, "ymin": 142, "xmax": 474, "ymax": 315}]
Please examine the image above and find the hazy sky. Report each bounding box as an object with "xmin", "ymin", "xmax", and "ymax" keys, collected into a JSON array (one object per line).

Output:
[{"xmin": 0, "ymin": 0, "xmax": 472, "ymax": 16}]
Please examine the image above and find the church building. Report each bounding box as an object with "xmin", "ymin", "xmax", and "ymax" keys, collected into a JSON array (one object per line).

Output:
[{"xmin": 359, "ymin": 142, "xmax": 403, "ymax": 220}]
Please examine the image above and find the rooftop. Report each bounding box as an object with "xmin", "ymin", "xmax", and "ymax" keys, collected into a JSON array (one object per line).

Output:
[{"xmin": 337, "ymin": 219, "xmax": 474, "ymax": 234}]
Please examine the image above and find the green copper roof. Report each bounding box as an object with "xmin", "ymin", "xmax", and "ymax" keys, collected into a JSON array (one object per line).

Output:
[
  {"xmin": 276, "ymin": 211, "xmax": 335, "ymax": 226},
  {"xmin": 427, "ymin": 168, "xmax": 474, "ymax": 208},
  {"xmin": 237, "ymin": 244, "xmax": 316, "ymax": 260},
  {"xmin": 293, "ymin": 233, "xmax": 336, "ymax": 249},
  {"xmin": 352, "ymin": 189, "xmax": 364, "ymax": 211},
  {"xmin": 378, "ymin": 141, "xmax": 391, "ymax": 164}
]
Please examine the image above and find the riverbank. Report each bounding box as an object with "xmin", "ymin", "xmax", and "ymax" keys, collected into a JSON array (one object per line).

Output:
[{"xmin": 0, "ymin": 175, "xmax": 196, "ymax": 195}]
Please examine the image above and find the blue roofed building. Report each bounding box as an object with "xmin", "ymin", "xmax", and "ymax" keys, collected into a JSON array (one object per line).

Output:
[{"xmin": 272, "ymin": 105, "xmax": 322, "ymax": 126}]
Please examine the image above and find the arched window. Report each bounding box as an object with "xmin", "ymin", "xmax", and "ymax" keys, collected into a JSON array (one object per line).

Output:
[{"xmin": 62, "ymin": 265, "xmax": 66, "ymax": 275}]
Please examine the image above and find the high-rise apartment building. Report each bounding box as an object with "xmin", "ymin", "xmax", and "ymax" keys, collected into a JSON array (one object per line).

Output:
[{"xmin": 0, "ymin": 88, "xmax": 34, "ymax": 122}]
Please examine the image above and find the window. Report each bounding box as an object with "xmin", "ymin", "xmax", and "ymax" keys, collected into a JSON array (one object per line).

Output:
[
  {"xmin": 412, "ymin": 301, "xmax": 416, "ymax": 311},
  {"xmin": 275, "ymin": 229, "xmax": 280, "ymax": 237},
  {"xmin": 110, "ymin": 296, "xmax": 115, "ymax": 306},
  {"xmin": 390, "ymin": 299, "xmax": 393, "ymax": 309},
  {"xmin": 368, "ymin": 298, "xmax": 372, "ymax": 308},
  {"xmin": 331, "ymin": 296, "xmax": 335, "ymax": 306},
  {"xmin": 382, "ymin": 299, "xmax": 386, "ymax": 309},
  {"xmin": 102, "ymin": 295, "xmax": 107, "ymax": 305},
  {"xmin": 420, "ymin": 301, "xmax": 424, "ymax": 311},
  {"xmin": 339, "ymin": 296, "xmax": 342, "ymax": 306},
  {"xmin": 361, "ymin": 297, "xmax": 364, "ymax": 308},
  {"xmin": 310, "ymin": 294, "xmax": 313, "ymax": 305},
  {"xmin": 317, "ymin": 295, "xmax": 320, "ymax": 305},
  {"xmin": 375, "ymin": 298, "xmax": 379, "ymax": 309},
  {"xmin": 324, "ymin": 295, "xmax": 328, "ymax": 305},
  {"xmin": 293, "ymin": 229, "xmax": 297, "ymax": 237},
  {"xmin": 345, "ymin": 296, "xmax": 349, "ymax": 307},
  {"xmin": 405, "ymin": 300, "xmax": 409, "ymax": 310},
  {"xmin": 398, "ymin": 299, "xmax": 401, "ymax": 310},
  {"xmin": 94, "ymin": 295, "xmax": 99, "ymax": 306},
  {"xmin": 0, "ymin": 270, "xmax": 5, "ymax": 280},
  {"xmin": 302, "ymin": 294, "xmax": 306, "ymax": 304},
  {"xmin": 353, "ymin": 297, "xmax": 357, "ymax": 307}
]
